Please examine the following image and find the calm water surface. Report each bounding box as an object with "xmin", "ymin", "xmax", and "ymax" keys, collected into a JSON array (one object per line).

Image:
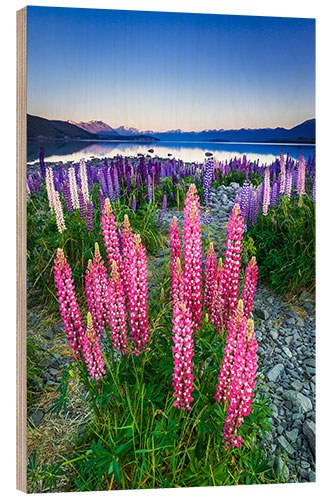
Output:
[{"xmin": 27, "ymin": 140, "xmax": 315, "ymax": 165}]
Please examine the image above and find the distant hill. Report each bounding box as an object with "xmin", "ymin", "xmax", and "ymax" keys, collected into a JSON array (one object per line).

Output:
[
  {"xmin": 71, "ymin": 117, "xmax": 315, "ymax": 143},
  {"xmin": 68, "ymin": 119, "xmax": 119, "ymax": 135},
  {"xmin": 208, "ymin": 119, "xmax": 315, "ymax": 144},
  {"xmin": 28, "ymin": 114, "xmax": 159, "ymax": 142},
  {"xmin": 28, "ymin": 114, "xmax": 100, "ymax": 140}
]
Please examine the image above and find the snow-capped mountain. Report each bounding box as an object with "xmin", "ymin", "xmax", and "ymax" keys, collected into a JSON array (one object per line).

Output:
[{"xmin": 68, "ymin": 120, "xmax": 119, "ymax": 135}]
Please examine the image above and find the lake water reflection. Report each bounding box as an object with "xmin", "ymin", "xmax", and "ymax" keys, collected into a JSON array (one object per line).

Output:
[{"xmin": 28, "ymin": 140, "xmax": 315, "ymax": 165}]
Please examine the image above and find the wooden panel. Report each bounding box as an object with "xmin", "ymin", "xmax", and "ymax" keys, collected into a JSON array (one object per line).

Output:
[{"xmin": 16, "ymin": 6, "xmax": 27, "ymax": 493}]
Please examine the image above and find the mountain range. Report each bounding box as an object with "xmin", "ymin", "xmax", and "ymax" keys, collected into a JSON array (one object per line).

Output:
[
  {"xmin": 27, "ymin": 114, "xmax": 158, "ymax": 142},
  {"xmin": 68, "ymin": 118, "xmax": 315, "ymax": 143},
  {"xmin": 27, "ymin": 114, "xmax": 315, "ymax": 144}
]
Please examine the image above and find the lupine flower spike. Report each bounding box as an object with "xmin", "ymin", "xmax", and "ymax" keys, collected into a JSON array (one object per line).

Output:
[
  {"xmin": 106, "ymin": 261, "xmax": 129, "ymax": 355},
  {"xmin": 85, "ymin": 243, "xmax": 109, "ymax": 338},
  {"xmin": 101, "ymin": 198, "xmax": 123, "ymax": 276},
  {"xmin": 172, "ymin": 301, "xmax": 194, "ymax": 410},
  {"xmin": 169, "ymin": 216, "xmax": 182, "ymax": 297},
  {"xmin": 127, "ymin": 234, "xmax": 150, "ymax": 355},
  {"xmin": 216, "ymin": 204, "xmax": 244, "ymax": 331},
  {"xmin": 82, "ymin": 312, "xmax": 106, "ymax": 381},
  {"xmin": 54, "ymin": 248, "xmax": 85, "ymax": 359},
  {"xmin": 183, "ymin": 184, "xmax": 202, "ymax": 330},
  {"xmin": 241, "ymin": 256, "xmax": 258, "ymax": 320},
  {"xmin": 204, "ymin": 242, "xmax": 217, "ymax": 318},
  {"xmin": 262, "ymin": 167, "xmax": 270, "ymax": 216}
]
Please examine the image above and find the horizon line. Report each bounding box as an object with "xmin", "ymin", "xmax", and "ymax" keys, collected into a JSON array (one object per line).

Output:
[{"xmin": 28, "ymin": 112, "xmax": 315, "ymax": 134}]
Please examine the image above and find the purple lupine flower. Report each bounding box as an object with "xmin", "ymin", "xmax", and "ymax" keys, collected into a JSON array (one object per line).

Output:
[
  {"xmin": 99, "ymin": 189, "xmax": 105, "ymax": 214},
  {"xmin": 99, "ymin": 170, "xmax": 108, "ymax": 197},
  {"xmin": 106, "ymin": 168, "xmax": 115, "ymax": 202},
  {"xmin": 39, "ymin": 147, "xmax": 46, "ymax": 178},
  {"xmin": 156, "ymin": 194, "xmax": 168, "ymax": 227},
  {"xmin": 270, "ymin": 181, "xmax": 278, "ymax": 207},
  {"xmin": 311, "ymin": 176, "xmax": 316, "ymax": 201},
  {"xmin": 203, "ymin": 157, "xmax": 214, "ymax": 225},
  {"xmin": 136, "ymin": 173, "xmax": 141, "ymax": 190},
  {"xmin": 79, "ymin": 189, "xmax": 86, "ymax": 220},
  {"xmin": 87, "ymin": 201, "xmax": 94, "ymax": 232},
  {"xmin": 126, "ymin": 169, "xmax": 131, "ymax": 196},
  {"xmin": 147, "ymin": 176, "xmax": 153, "ymax": 205},
  {"xmin": 113, "ymin": 167, "xmax": 121, "ymax": 200},
  {"xmin": 132, "ymin": 195, "xmax": 137, "ymax": 212},
  {"xmin": 63, "ymin": 181, "xmax": 73, "ymax": 212},
  {"xmin": 170, "ymin": 191, "xmax": 175, "ymax": 203}
]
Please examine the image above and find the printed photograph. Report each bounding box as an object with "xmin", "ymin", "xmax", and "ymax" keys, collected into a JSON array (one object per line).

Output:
[{"xmin": 25, "ymin": 6, "xmax": 315, "ymax": 492}]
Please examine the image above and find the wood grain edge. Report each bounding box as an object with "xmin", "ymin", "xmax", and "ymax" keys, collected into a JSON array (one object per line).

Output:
[{"xmin": 16, "ymin": 6, "xmax": 27, "ymax": 494}]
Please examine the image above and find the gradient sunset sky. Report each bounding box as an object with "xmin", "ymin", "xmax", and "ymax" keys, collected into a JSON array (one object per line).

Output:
[{"xmin": 27, "ymin": 6, "xmax": 315, "ymax": 132}]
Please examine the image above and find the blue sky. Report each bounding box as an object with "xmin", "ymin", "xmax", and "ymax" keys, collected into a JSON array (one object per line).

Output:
[{"xmin": 27, "ymin": 7, "xmax": 315, "ymax": 131}]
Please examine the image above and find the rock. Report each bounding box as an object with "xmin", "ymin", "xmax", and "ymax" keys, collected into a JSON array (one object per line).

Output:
[
  {"xmin": 266, "ymin": 363, "xmax": 284, "ymax": 382},
  {"xmin": 282, "ymin": 347, "xmax": 292, "ymax": 358},
  {"xmin": 277, "ymin": 435, "xmax": 296, "ymax": 456},
  {"xmin": 303, "ymin": 421, "xmax": 316, "ymax": 456},
  {"xmin": 308, "ymin": 471, "xmax": 316, "ymax": 482},
  {"xmin": 29, "ymin": 410, "xmax": 43, "ymax": 428},
  {"xmin": 299, "ymin": 290, "xmax": 312, "ymax": 303},
  {"xmin": 286, "ymin": 429, "xmax": 299, "ymax": 442},
  {"xmin": 43, "ymin": 331, "xmax": 54, "ymax": 340},
  {"xmin": 304, "ymin": 358, "xmax": 315, "ymax": 368},
  {"xmin": 253, "ymin": 306, "xmax": 269, "ymax": 320},
  {"xmin": 147, "ymin": 149, "xmax": 154, "ymax": 153},
  {"xmin": 268, "ymin": 329, "xmax": 279, "ymax": 340},
  {"xmin": 53, "ymin": 322, "xmax": 64, "ymax": 333},
  {"xmin": 230, "ymin": 182, "xmax": 240, "ymax": 190},
  {"xmin": 284, "ymin": 391, "xmax": 313, "ymax": 413},
  {"xmin": 275, "ymin": 457, "xmax": 289, "ymax": 482},
  {"xmin": 291, "ymin": 380, "xmax": 303, "ymax": 392}
]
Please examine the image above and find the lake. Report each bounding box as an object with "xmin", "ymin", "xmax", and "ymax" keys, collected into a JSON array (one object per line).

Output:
[{"xmin": 27, "ymin": 140, "xmax": 315, "ymax": 165}]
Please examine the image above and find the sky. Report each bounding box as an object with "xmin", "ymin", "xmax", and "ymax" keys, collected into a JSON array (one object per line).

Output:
[{"xmin": 27, "ymin": 6, "xmax": 315, "ymax": 132}]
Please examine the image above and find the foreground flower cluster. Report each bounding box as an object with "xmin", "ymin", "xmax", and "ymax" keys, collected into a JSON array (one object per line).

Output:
[
  {"xmin": 54, "ymin": 198, "xmax": 150, "ymax": 379},
  {"xmin": 169, "ymin": 184, "xmax": 259, "ymax": 446},
  {"xmin": 54, "ymin": 183, "xmax": 259, "ymax": 448}
]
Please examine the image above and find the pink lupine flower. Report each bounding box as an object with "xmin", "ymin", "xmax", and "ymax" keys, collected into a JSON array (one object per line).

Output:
[
  {"xmin": 211, "ymin": 257, "xmax": 223, "ymax": 330},
  {"xmin": 262, "ymin": 167, "xmax": 270, "ymax": 216},
  {"xmin": 85, "ymin": 243, "xmax": 109, "ymax": 338},
  {"xmin": 241, "ymin": 256, "xmax": 258, "ymax": 320},
  {"xmin": 204, "ymin": 242, "xmax": 217, "ymax": 318},
  {"xmin": 106, "ymin": 261, "xmax": 129, "ymax": 355},
  {"xmin": 127, "ymin": 234, "xmax": 149, "ymax": 355},
  {"xmin": 170, "ymin": 216, "xmax": 182, "ymax": 294},
  {"xmin": 279, "ymin": 151, "xmax": 286, "ymax": 195},
  {"xmin": 68, "ymin": 166, "xmax": 80, "ymax": 209},
  {"xmin": 214, "ymin": 301, "xmax": 247, "ymax": 406},
  {"xmin": 297, "ymin": 152, "xmax": 306, "ymax": 195},
  {"xmin": 101, "ymin": 198, "xmax": 123, "ymax": 276},
  {"xmin": 171, "ymin": 257, "xmax": 184, "ymax": 306},
  {"xmin": 53, "ymin": 191, "xmax": 66, "ymax": 233},
  {"xmin": 121, "ymin": 214, "xmax": 135, "ymax": 304},
  {"xmin": 216, "ymin": 204, "xmax": 244, "ymax": 331},
  {"xmin": 82, "ymin": 312, "xmax": 106, "ymax": 381},
  {"xmin": 285, "ymin": 170, "xmax": 293, "ymax": 199},
  {"xmin": 183, "ymin": 184, "xmax": 202, "ymax": 330},
  {"xmin": 221, "ymin": 317, "xmax": 258, "ymax": 449},
  {"xmin": 172, "ymin": 301, "xmax": 194, "ymax": 410},
  {"xmin": 54, "ymin": 248, "xmax": 85, "ymax": 360}
]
